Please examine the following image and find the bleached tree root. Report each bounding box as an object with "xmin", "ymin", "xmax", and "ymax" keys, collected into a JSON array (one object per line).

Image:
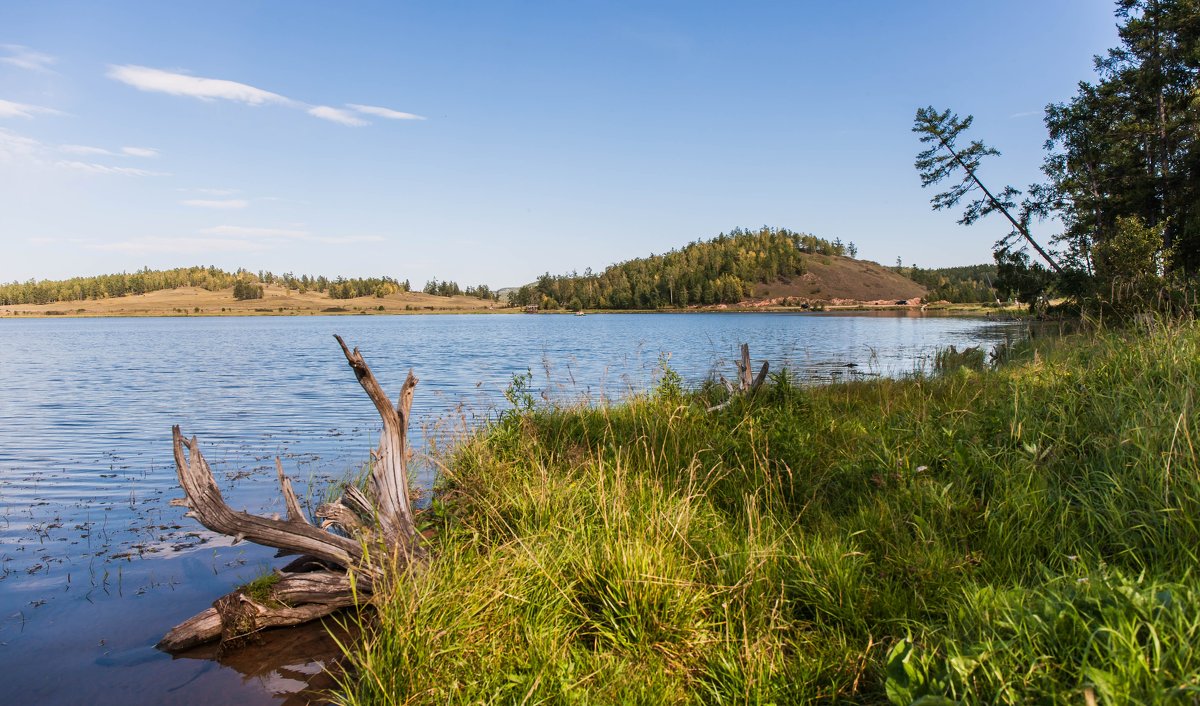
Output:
[{"xmin": 158, "ymin": 335, "xmax": 423, "ymax": 651}]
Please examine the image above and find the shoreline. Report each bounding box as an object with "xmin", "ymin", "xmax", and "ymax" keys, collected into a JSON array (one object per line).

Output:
[{"xmin": 0, "ymin": 302, "xmax": 1016, "ymax": 320}]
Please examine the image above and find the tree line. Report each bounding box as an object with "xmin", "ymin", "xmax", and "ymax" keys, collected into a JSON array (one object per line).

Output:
[
  {"xmin": 1, "ymin": 266, "xmax": 505, "ymax": 307},
  {"xmin": 422, "ymin": 279, "xmax": 499, "ymax": 301},
  {"xmin": 509, "ymin": 227, "xmax": 855, "ymax": 310},
  {"xmin": 263, "ymin": 272, "xmax": 412, "ymax": 299},
  {"xmin": 1, "ymin": 266, "xmax": 253, "ymax": 306},
  {"xmin": 897, "ymin": 264, "xmax": 1000, "ymax": 304},
  {"xmin": 915, "ymin": 0, "xmax": 1200, "ymax": 313},
  {"xmin": 0, "ymin": 267, "xmax": 414, "ymax": 306}
]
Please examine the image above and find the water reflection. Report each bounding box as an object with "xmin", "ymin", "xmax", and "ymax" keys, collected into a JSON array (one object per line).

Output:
[{"xmin": 172, "ymin": 619, "xmax": 356, "ymax": 705}]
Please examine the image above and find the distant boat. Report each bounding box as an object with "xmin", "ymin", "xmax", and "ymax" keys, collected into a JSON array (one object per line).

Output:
[{"xmin": 575, "ymin": 310, "xmax": 586, "ymax": 316}]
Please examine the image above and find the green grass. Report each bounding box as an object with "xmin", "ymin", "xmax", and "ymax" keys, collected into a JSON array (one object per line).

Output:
[
  {"xmin": 239, "ymin": 570, "xmax": 282, "ymax": 605},
  {"xmin": 334, "ymin": 320, "xmax": 1200, "ymax": 705}
]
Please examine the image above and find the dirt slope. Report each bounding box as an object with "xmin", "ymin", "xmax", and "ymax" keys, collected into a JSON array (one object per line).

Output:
[{"xmin": 752, "ymin": 255, "xmax": 926, "ymax": 303}]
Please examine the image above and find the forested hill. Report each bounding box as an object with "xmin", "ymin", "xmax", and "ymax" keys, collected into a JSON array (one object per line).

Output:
[{"xmin": 508, "ymin": 226, "xmax": 887, "ymax": 310}]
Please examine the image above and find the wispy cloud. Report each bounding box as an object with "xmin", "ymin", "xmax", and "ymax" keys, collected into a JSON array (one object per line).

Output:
[
  {"xmin": 0, "ymin": 127, "xmax": 40, "ymax": 160},
  {"xmin": 122, "ymin": 146, "xmax": 159, "ymax": 157},
  {"xmin": 308, "ymin": 105, "xmax": 369, "ymax": 127},
  {"xmin": 60, "ymin": 144, "xmax": 116, "ymax": 156},
  {"xmin": 107, "ymin": 64, "xmax": 423, "ymax": 128},
  {"xmin": 200, "ymin": 225, "xmax": 309, "ymax": 238},
  {"xmin": 179, "ymin": 187, "xmax": 240, "ymax": 196},
  {"xmin": 107, "ymin": 65, "xmax": 293, "ymax": 106},
  {"xmin": 181, "ymin": 198, "xmax": 249, "ymax": 209},
  {"xmin": 310, "ymin": 235, "xmax": 385, "ymax": 244},
  {"xmin": 92, "ymin": 236, "xmax": 267, "ymax": 254},
  {"xmin": 196, "ymin": 224, "xmax": 384, "ymax": 245},
  {"xmin": 0, "ymin": 45, "xmax": 57, "ymax": 73},
  {"xmin": 1009, "ymin": 110, "xmax": 1041, "ymax": 119},
  {"xmin": 57, "ymin": 160, "xmax": 169, "ymax": 177},
  {"xmin": 347, "ymin": 104, "xmax": 425, "ymax": 121},
  {"xmin": 1, "ymin": 130, "xmax": 164, "ymax": 176},
  {"xmin": 60, "ymin": 144, "xmax": 160, "ymax": 158},
  {"xmin": 0, "ymin": 98, "xmax": 63, "ymax": 119}
]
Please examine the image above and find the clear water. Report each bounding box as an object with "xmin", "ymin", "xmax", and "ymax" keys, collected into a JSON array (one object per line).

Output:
[{"xmin": 0, "ymin": 312, "xmax": 1023, "ymax": 703}]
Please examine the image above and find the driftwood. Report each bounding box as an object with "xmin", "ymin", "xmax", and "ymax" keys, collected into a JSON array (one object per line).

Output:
[
  {"xmin": 159, "ymin": 335, "xmax": 423, "ymax": 651},
  {"xmin": 707, "ymin": 343, "xmax": 769, "ymax": 412}
]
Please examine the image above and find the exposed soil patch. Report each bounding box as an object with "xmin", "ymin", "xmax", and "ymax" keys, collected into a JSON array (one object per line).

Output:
[{"xmin": 752, "ymin": 255, "xmax": 926, "ymax": 303}]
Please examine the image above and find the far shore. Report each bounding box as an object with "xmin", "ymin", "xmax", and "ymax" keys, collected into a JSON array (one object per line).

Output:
[
  {"xmin": 0, "ymin": 301, "xmax": 1015, "ymax": 321},
  {"xmin": 0, "ymin": 282, "xmax": 1025, "ymax": 320}
]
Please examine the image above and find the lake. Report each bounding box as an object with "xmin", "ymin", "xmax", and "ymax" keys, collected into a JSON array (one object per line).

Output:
[{"xmin": 0, "ymin": 312, "xmax": 1023, "ymax": 704}]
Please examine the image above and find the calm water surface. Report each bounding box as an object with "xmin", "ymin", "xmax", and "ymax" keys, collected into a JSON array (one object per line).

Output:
[{"xmin": 0, "ymin": 312, "xmax": 1023, "ymax": 704}]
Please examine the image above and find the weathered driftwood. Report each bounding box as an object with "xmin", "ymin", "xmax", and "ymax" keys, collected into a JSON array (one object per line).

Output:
[
  {"xmin": 159, "ymin": 335, "xmax": 423, "ymax": 651},
  {"xmin": 707, "ymin": 343, "xmax": 769, "ymax": 412},
  {"xmin": 736, "ymin": 343, "xmax": 770, "ymax": 393}
]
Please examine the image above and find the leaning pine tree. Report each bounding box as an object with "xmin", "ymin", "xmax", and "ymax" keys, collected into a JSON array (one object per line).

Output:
[{"xmin": 158, "ymin": 335, "xmax": 424, "ymax": 650}]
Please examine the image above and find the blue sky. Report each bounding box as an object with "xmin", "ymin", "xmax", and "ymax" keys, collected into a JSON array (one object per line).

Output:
[{"xmin": 1, "ymin": 1, "xmax": 1117, "ymax": 286}]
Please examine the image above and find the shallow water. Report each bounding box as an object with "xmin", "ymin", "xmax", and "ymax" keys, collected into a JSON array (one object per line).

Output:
[{"xmin": 0, "ymin": 312, "xmax": 1023, "ymax": 703}]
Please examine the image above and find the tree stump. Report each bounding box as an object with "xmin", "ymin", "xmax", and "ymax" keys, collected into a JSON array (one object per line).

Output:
[
  {"xmin": 707, "ymin": 343, "xmax": 769, "ymax": 412},
  {"xmin": 159, "ymin": 335, "xmax": 424, "ymax": 651}
]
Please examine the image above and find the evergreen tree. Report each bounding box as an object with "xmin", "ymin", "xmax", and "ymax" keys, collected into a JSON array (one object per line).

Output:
[{"xmin": 916, "ymin": 0, "xmax": 1200, "ymax": 306}]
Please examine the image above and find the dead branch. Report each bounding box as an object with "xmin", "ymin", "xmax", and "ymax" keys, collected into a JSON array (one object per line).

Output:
[
  {"xmin": 708, "ymin": 343, "xmax": 770, "ymax": 412},
  {"xmin": 158, "ymin": 335, "xmax": 423, "ymax": 651}
]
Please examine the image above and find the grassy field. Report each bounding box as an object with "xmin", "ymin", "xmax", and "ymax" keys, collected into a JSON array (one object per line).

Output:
[
  {"xmin": 333, "ymin": 320, "xmax": 1200, "ymax": 705},
  {"xmin": 0, "ymin": 284, "xmax": 511, "ymax": 317}
]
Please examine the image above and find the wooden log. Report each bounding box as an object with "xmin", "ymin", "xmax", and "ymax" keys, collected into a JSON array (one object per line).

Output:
[
  {"xmin": 158, "ymin": 607, "xmax": 222, "ymax": 652},
  {"xmin": 160, "ymin": 336, "xmax": 423, "ymax": 651},
  {"xmin": 157, "ymin": 570, "xmax": 358, "ymax": 651}
]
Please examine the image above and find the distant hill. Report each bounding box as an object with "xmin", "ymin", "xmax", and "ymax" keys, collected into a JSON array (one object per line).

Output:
[
  {"xmin": 507, "ymin": 226, "xmax": 924, "ymax": 310},
  {"xmin": 1, "ymin": 230, "xmax": 966, "ymax": 317}
]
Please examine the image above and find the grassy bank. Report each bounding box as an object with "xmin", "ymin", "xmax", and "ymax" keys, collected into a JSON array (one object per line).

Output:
[{"xmin": 335, "ymin": 322, "xmax": 1200, "ymax": 705}]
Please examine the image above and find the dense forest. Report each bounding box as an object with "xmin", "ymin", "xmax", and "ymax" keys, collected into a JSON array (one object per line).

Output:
[
  {"xmin": 899, "ymin": 264, "xmax": 999, "ymax": 303},
  {"xmin": 509, "ymin": 226, "xmax": 855, "ymax": 310},
  {"xmin": 915, "ymin": 0, "xmax": 1200, "ymax": 312}
]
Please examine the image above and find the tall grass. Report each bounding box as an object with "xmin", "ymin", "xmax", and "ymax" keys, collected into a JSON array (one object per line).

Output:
[{"xmin": 334, "ymin": 321, "xmax": 1200, "ymax": 705}]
